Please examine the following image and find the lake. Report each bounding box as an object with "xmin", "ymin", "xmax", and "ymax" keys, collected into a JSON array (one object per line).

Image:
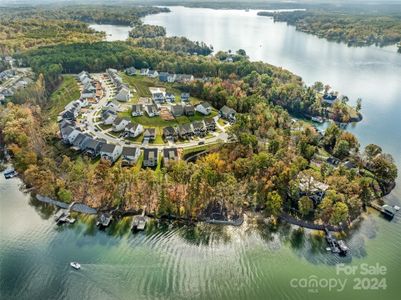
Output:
[
  {"xmin": 1, "ymin": 6, "xmax": 401, "ymax": 300},
  {"xmin": 89, "ymin": 24, "xmax": 132, "ymax": 41}
]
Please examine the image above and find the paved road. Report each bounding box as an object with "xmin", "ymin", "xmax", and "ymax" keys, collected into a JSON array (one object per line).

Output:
[{"xmin": 82, "ymin": 73, "xmax": 230, "ymax": 150}]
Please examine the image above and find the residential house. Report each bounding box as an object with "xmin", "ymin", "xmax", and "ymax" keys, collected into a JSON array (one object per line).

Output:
[
  {"xmin": 143, "ymin": 128, "xmax": 156, "ymax": 141},
  {"xmin": 158, "ymin": 72, "xmax": 170, "ymax": 82},
  {"xmin": 112, "ymin": 117, "xmax": 130, "ymax": 132},
  {"xmin": 140, "ymin": 68, "xmax": 149, "ymax": 76},
  {"xmin": 125, "ymin": 67, "xmax": 137, "ymax": 76},
  {"xmin": 171, "ymin": 104, "xmax": 184, "ymax": 117},
  {"xmin": 121, "ymin": 147, "xmax": 140, "ymax": 166},
  {"xmin": 143, "ymin": 148, "xmax": 158, "ymax": 167},
  {"xmin": 176, "ymin": 74, "xmax": 194, "ymax": 83},
  {"xmin": 298, "ymin": 172, "xmax": 329, "ymax": 206},
  {"xmin": 178, "ymin": 123, "xmax": 193, "ymax": 139},
  {"xmin": 163, "ymin": 148, "xmax": 179, "ymax": 166},
  {"xmin": 219, "ymin": 105, "xmax": 236, "ymax": 122},
  {"xmin": 81, "ymin": 92, "xmax": 96, "ymax": 101},
  {"xmin": 71, "ymin": 133, "xmax": 91, "ymax": 151},
  {"xmin": 152, "ymin": 92, "xmax": 165, "ymax": 103},
  {"xmin": 83, "ymin": 82, "xmax": 96, "ymax": 93},
  {"xmin": 192, "ymin": 121, "xmax": 206, "ymax": 136},
  {"xmin": 104, "ymin": 100, "xmax": 122, "ymax": 112},
  {"xmin": 147, "ymin": 70, "xmax": 159, "ymax": 78},
  {"xmin": 184, "ymin": 105, "xmax": 195, "ymax": 116},
  {"xmin": 61, "ymin": 126, "xmax": 81, "ymax": 144},
  {"xmin": 167, "ymin": 74, "xmax": 176, "ymax": 83},
  {"xmin": 196, "ymin": 102, "xmax": 212, "ymax": 115},
  {"xmin": 100, "ymin": 144, "xmax": 122, "ymax": 163},
  {"xmin": 85, "ymin": 138, "xmax": 104, "ymax": 158},
  {"xmin": 181, "ymin": 92, "xmax": 190, "ymax": 102},
  {"xmin": 102, "ymin": 109, "xmax": 117, "ymax": 125},
  {"xmin": 0, "ymin": 94, "xmax": 5, "ymax": 104},
  {"xmin": 60, "ymin": 109, "xmax": 77, "ymax": 121},
  {"xmin": 59, "ymin": 119, "xmax": 75, "ymax": 130},
  {"xmin": 323, "ymin": 92, "xmax": 337, "ymax": 106},
  {"xmin": 204, "ymin": 118, "xmax": 216, "ymax": 131},
  {"xmin": 115, "ymin": 87, "xmax": 130, "ymax": 102},
  {"xmin": 145, "ymin": 105, "xmax": 159, "ymax": 117},
  {"xmin": 165, "ymin": 93, "xmax": 175, "ymax": 102},
  {"xmin": 131, "ymin": 104, "xmax": 144, "ymax": 116},
  {"xmin": 124, "ymin": 122, "xmax": 144, "ymax": 138},
  {"xmin": 163, "ymin": 126, "xmax": 177, "ymax": 141}
]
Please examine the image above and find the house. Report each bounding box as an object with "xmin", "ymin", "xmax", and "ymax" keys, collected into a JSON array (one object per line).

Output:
[
  {"xmin": 152, "ymin": 92, "xmax": 165, "ymax": 103},
  {"xmin": 59, "ymin": 119, "xmax": 75, "ymax": 130},
  {"xmin": 104, "ymin": 100, "xmax": 122, "ymax": 112},
  {"xmin": 204, "ymin": 118, "xmax": 216, "ymax": 131},
  {"xmin": 178, "ymin": 123, "xmax": 193, "ymax": 139},
  {"xmin": 71, "ymin": 133, "xmax": 91, "ymax": 151},
  {"xmin": 171, "ymin": 104, "xmax": 184, "ymax": 117},
  {"xmin": 121, "ymin": 147, "xmax": 140, "ymax": 166},
  {"xmin": 125, "ymin": 67, "xmax": 137, "ymax": 76},
  {"xmin": 84, "ymin": 138, "xmax": 104, "ymax": 158},
  {"xmin": 323, "ymin": 92, "xmax": 337, "ymax": 105},
  {"xmin": 167, "ymin": 74, "xmax": 176, "ymax": 83},
  {"xmin": 0, "ymin": 94, "xmax": 5, "ymax": 103},
  {"xmin": 147, "ymin": 70, "xmax": 159, "ymax": 78},
  {"xmin": 102, "ymin": 109, "xmax": 117, "ymax": 125},
  {"xmin": 143, "ymin": 128, "xmax": 156, "ymax": 141},
  {"xmin": 112, "ymin": 117, "xmax": 130, "ymax": 132},
  {"xmin": 61, "ymin": 126, "xmax": 81, "ymax": 144},
  {"xmin": 158, "ymin": 72, "xmax": 170, "ymax": 82},
  {"xmin": 176, "ymin": 74, "xmax": 194, "ymax": 83},
  {"xmin": 60, "ymin": 109, "xmax": 77, "ymax": 121},
  {"xmin": 131, "ymin": 104, "xmax": 144, "ymax": 116},
  {"xmin": 327, "ymin": 157, "xmax": 340, "ymax": 166},
  {"xmin": 184, "ymin": 105, "xmax": 195, "ymax": 116},
  {"xmin": 192, "ymin": 121, "xmax": 206, "ymax": 136},
  {"xmin": 165, "ymin": 93, "xmax": 175, "ymax": 102},
  {"xmin": 298, "ymin": 173, "xmax": 329, "ymax": 206},
  {"xmin": 140, "ymin": 68, "xmax": 149, "ymax": 76},
  {"xmin": 219, "ymin": 105, "xmax": 236, "ymax": 122},
  {"xmin": 163, "ymin": 126, "xmax": 177, "ymax": 141},
  {"xmin": 100, "ymin": 144, "xmax": 122, "ymax": 163},
  {"xmin": 81, "ymin": 92, "xmax": 96, "ymax": 101},
  {"xmin": 77, "ymin": 71, "xmax": 88, "ymax": 81},
  {"xmin": 143, "ymin": 148, "xmax": 158, "ymax": 167},
  {"xmin": 124, "ymin": 122, "xmax": 144, "ymax": 138},
  {"xmin": 181, "ymin": 93, "xmax": 190, "ymax": 102},
  {"xmin": 83, "ymin": 82, "xmax": 96, "ymax": 93},
  {"xmin": 115, "ymin": 87, "xmax": 130, "ymax": 102},
  {"xmin": 163, "ymin": 148, "xmax": 179, "ymax": 166},
  {"xmin": 196, "ymin": 102, "xmax": 212, "ymax": 115},
  {"xmin": 145, "ymin": 104, "xmax": 159, "ymax": 117},
  {"xmin": 343, "ymin": 160, "xmax": 356, "ymax": 170}
]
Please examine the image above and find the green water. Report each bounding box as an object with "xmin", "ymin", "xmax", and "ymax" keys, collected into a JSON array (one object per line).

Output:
[{"xmin": 1, "ymin": 7, "xmax": 401, "ymax": 300}]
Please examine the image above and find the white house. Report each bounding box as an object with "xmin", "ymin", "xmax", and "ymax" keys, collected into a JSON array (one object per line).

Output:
[
  {"xmin": 100, "ymin": 144, "xmax": 122, "ymax": 163},
  {"xmin": 121, "ymin": 147, "xmax": 140, "ymax": 166},
  {"xmin": 140, "ymin": 68, "xmax": 149, "ymax": 76},
  {"xmin": 147, "ymin": 70, "xmax": 159, "ymax": 78},
  {"xmin": 145, "ymin": 105, "xmax": 159, "ymax": 117},
  {"xmin": 62, "ymin": 126, "xmax": 81, "ymax": 145},
  {"xmin": 124, "ymin": 122, "xmax": 144, "ymax": 138},
  {"xmin": 196, "ymin": 102, "xmax": 212, "ymax": 115},
  {"xmin": 115, "ymin": 87, "xmax": 130, "ymax": 102},
  {"xmin": 104, "ymin": 100, "xmax": 121, "ymax": 112},
  {"xmin": 112, "ymin": 117, "xmax": 130, "ymax": 132},
  {"xmin": 102, "ymin": 109, "xmax": 117, "ymax": 125}
]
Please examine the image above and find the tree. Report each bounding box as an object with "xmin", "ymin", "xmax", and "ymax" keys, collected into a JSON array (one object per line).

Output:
[
  {"xmin": 298, "ymin": 196, "xmax": 313, "ymax": 216},
  {"xmin": 333, "ymin": 139, "xmax": 350, "ymax": 159},
  {"xmin": 329, "ymin": 202, "xmax": 349, "ymax": 225},
  {"xmin": 356, "ymin": 98, "xmax": 362, "ymax": 112},
  {"xmin": 266, "ymin": 191, "xmax": 283, "ymax": 216}
]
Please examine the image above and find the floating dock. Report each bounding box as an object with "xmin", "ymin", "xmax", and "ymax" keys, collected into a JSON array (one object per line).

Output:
[
  {"xmin": 370, "ymin": 202, "xmax": 397, "ymax": 219},
  {"xmin": 324, "ymin": 228, "xmax": 348, "ymax": 255},
  {"xmin": 96, "ymin": 213, "xmax": 112, "ymax": 228},
  {"xmin": 131, "ymin": 208, "xmax": 147, "ymax": 232}
]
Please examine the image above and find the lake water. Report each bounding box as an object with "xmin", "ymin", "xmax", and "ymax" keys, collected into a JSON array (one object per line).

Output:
[
  {"xmin": 89, "ymin": 24, "xmax": 132, "ymax": 41},
  {"xmin": 1, "ymin": 6, "xmax": 401, "ymax": 300}
]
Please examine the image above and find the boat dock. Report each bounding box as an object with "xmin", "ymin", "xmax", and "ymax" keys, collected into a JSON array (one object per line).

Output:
[
  {"xmin": 131, "ymin": 208, "xmax": 147, "ymax": 232},
  {"xmin": 54, "ymin": 202, "xmax": 77, "ymax": 224},
  {"xmin": 370, "ymin": 202, "xmax": 397, "ymax": 219},
  {"xmin": 324, "ymin": 228, "xmax": 348, "ymax": 255},
  {"xmin": 96, "ymin": 212, "xmax": 113, "ymax": 228}
]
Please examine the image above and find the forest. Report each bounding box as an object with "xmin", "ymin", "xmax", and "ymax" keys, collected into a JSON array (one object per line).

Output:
[{"xmin": 258, "ymin": 10, "xmax": 401, "ymax": 51}]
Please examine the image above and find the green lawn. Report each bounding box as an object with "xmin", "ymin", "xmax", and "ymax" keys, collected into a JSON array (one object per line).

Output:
[{"xmin": 48, "ymin": 75, "xmax": 80, "ymax": 121}]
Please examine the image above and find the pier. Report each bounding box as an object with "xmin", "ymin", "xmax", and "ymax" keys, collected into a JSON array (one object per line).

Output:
[
  {"xmin": 370, "ymin": 202, "xmax": 397, "ymax": 219},
  {"xmin": 131, "ymin": 207, "xmax": 148, "ymax": 232}
]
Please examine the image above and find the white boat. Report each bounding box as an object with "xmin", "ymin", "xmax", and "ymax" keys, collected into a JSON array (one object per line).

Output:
[
  {"xmin": 394, "ymin": 205, "xmax": 400, "ymax": 211},
  {"xmin": 70, "ymin": 262, "xmax": 81, "ymax": 270}
]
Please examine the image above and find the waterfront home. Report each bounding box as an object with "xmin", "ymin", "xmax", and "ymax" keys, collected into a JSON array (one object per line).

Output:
[
  {"xmin": 219, "ymin": 105, "xmax": 236, "ymax": 122},
  {"xmin": 100, "ymin": 144, "xmax": 122, "ymax": 163},
  {"xmin": 71, "ymin": 133, "xmax": 91, "ymax": 151},
  {"xmin": 131, "ymin": 104, "xmax": 144, "ymax": 116},
  {"xmin": 147, "ymin": 70, "xmax": 159, "ymax": 78},
  {"xmin": 298, "ymin": 172, "xmax": 329, "ymax": 206},
  {"xmin": 84, "ymin": 138, "xmax": 104, "ymax": 158},
  {"xmin": 184, "ymin": 105, "xmax": 195, "ymax": 116},
  {"xmin": 140, "ymin": 68, "xmax": 149, "ymax": 76},
  {"xmin": 343, "ymin": 160, "xmax": 357, "ymax": 170},
  {"xmin": 143, "ymin": 148, "xmax": 158, "ymax": 167},
  {"xmin": 192, "ymin": 121, "xmax": 206, "ymax": 136},
  {"xmin": 163, "ymin": 126, "xmax": 177, "ymax": 141},
  {"xmin": 171, "ymin": 104, "xmax": 184, "ymax": 117},
  {"xmin": 145, "ymin": 104, "xmax": 159, "ymax": 117},
  {"xmin": 322, "ymin": 92, "xmax": 337, "ymax": 106},
  {"xmin": 143, "ymin": 128, "xmax": 156, "ymax": 141},
  {"xmin": 163, "ymin": 148, "xmax": 179, "ymax": 166},
  {"xmin": 176, "ymin": 74, "xmax": 194, "ymax": 83},
  {"xmin": 125, "ymin": 67, "xmax": 137, "ymax": 76},
  {"xmin": 102, "ymin": 109, "xmax": 117, "ymax": 125},
  {"xmin": 196, "ymin": 102, "xmax": 212, "ymax": 115},
  {"xmin": 165, "ymin": 93, "xmax": 175, "ymax": 102},
  {"xmin": 112, "ymin": 117, "xmax": 130, "ymax": 132},
  {"xmin": 158, "ymin": 72, "xmax": 170, "ymax": 82},
  {"xmin": 115, "ymin": 86, "xmax": 130, "ymax": 102},
  {"xmin": 178, "ymin": 123, "xmax": 193, "ymax": 139},
  {"xmin": 124, "ymin": 122, "xmax": 144, "ymax": 138},
  {"xmin": 204, "ymin": 118, "xmax": 216, "ymax": 131},
  {"xmin": 121, "ymin": 146, "xmax": 140, "ymax": 166},
  {"xmin": 181, "ymin": 92, "xmax": 190, "ymax": 102}
]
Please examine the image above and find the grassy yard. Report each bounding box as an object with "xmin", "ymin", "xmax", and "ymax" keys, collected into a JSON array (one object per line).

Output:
[{"xmin": 48, "ymin": 75, "xmax": 80, "ymax": 121}]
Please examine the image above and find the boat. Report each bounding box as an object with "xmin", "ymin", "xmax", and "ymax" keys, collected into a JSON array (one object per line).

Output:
[
  {"xmin": 311, "ymin": 116, "xmax": 324, "ymax": 123},
  {"xmin": 4, "ymin": 168, "xmax": 18, "ymax": 179},
  {"xmin": 131, "ymin": 215, "xmax": 147, "ymax": 232},
  {"xmin": 70, "ymin": 262, "xmax": 81, "ymax": 270},
  {"xmin": 394, "ymin": 205, "xmax": 400, "ymax": 211},
  {"xmin": 337, "ymin": 240, "xmax": 349, "ymax": 255}
]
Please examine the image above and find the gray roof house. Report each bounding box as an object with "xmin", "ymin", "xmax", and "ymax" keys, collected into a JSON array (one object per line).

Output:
[
  {"xmin": 145, "ymin": 104, "xmax": 159, "ymax": 117},
  {"xmin": 219, "ymin": 105, "xmax": 236, "ymax": 121},
  {"xmin": 179, "ymin": 123, "xmax": 193, "ymax": 138},
  {"xmin": 192, "ymin": 121, "xmax": 206, "ymax": 136},
  {"xmin": 143, "ymin": 148, "xmax": 158, "ymax": 168},
  {"xmin": 171, "ymin": 104, "xmax": 184, "ymax": 117},
  {"xmin": 121, "ymin": 147, "xmax": 140, "ymax": 166},
  {"xmin": 71, "ymin": 133, "xmax": 91, "ymax": 151},
  {"xmin": 100, "ymin": 144, "xmax": 122, "ymax": 163},
  {"xmin": 181, "ymin": 92, "xmax": 190, "ymax": 102},
  {"xmin": 131, "ymin": 104, "xmax": 144, "ymax": 116},
  {"xmin": 125, "ymin": 67, "xmax": 137, "ymax": 76},
  {"xmin": 196, "ymin": 102, "xmax": 212, "ymax": 115},
  {"xmin": 204, "ymin": 118, "xmax": 216, "ymax": 131},
  {"xmin": 163, "ymin": 126, "xmax": 177, "ymax": 141},
  {"xmin": 163, "ymin": 148, "xmax": 179, "ymax": 166},
  {"xmin": 115, "ymin": 87, "xmax": 130, "ymax": 102},
  {"xmin": 85, "ymin": 139, "xmax": 104, "ymax": 158},
  {"xmin": 158, "ymin": 72, "xmax": 170, "ymax": 82},
  {"xmin": 184, "ymin": 105, "xmax": 195, "ymax": 116},
  {"xmin": 112, "ymin": 117, "xmax": 130, "ymax": 132},
  {"xmin": 143, "ymin": 128, "xmax": 156, "ymax": 140}
]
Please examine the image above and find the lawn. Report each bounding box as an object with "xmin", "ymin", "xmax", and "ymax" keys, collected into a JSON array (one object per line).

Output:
[{"xmin": 48, "ymin": 75, "xmax": 80, "ymax": 121}]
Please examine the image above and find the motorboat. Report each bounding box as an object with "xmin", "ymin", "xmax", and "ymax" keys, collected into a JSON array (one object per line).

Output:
[{"xmin": 70, "ymin": 262, "xmax": 81, "ymax": 270}]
